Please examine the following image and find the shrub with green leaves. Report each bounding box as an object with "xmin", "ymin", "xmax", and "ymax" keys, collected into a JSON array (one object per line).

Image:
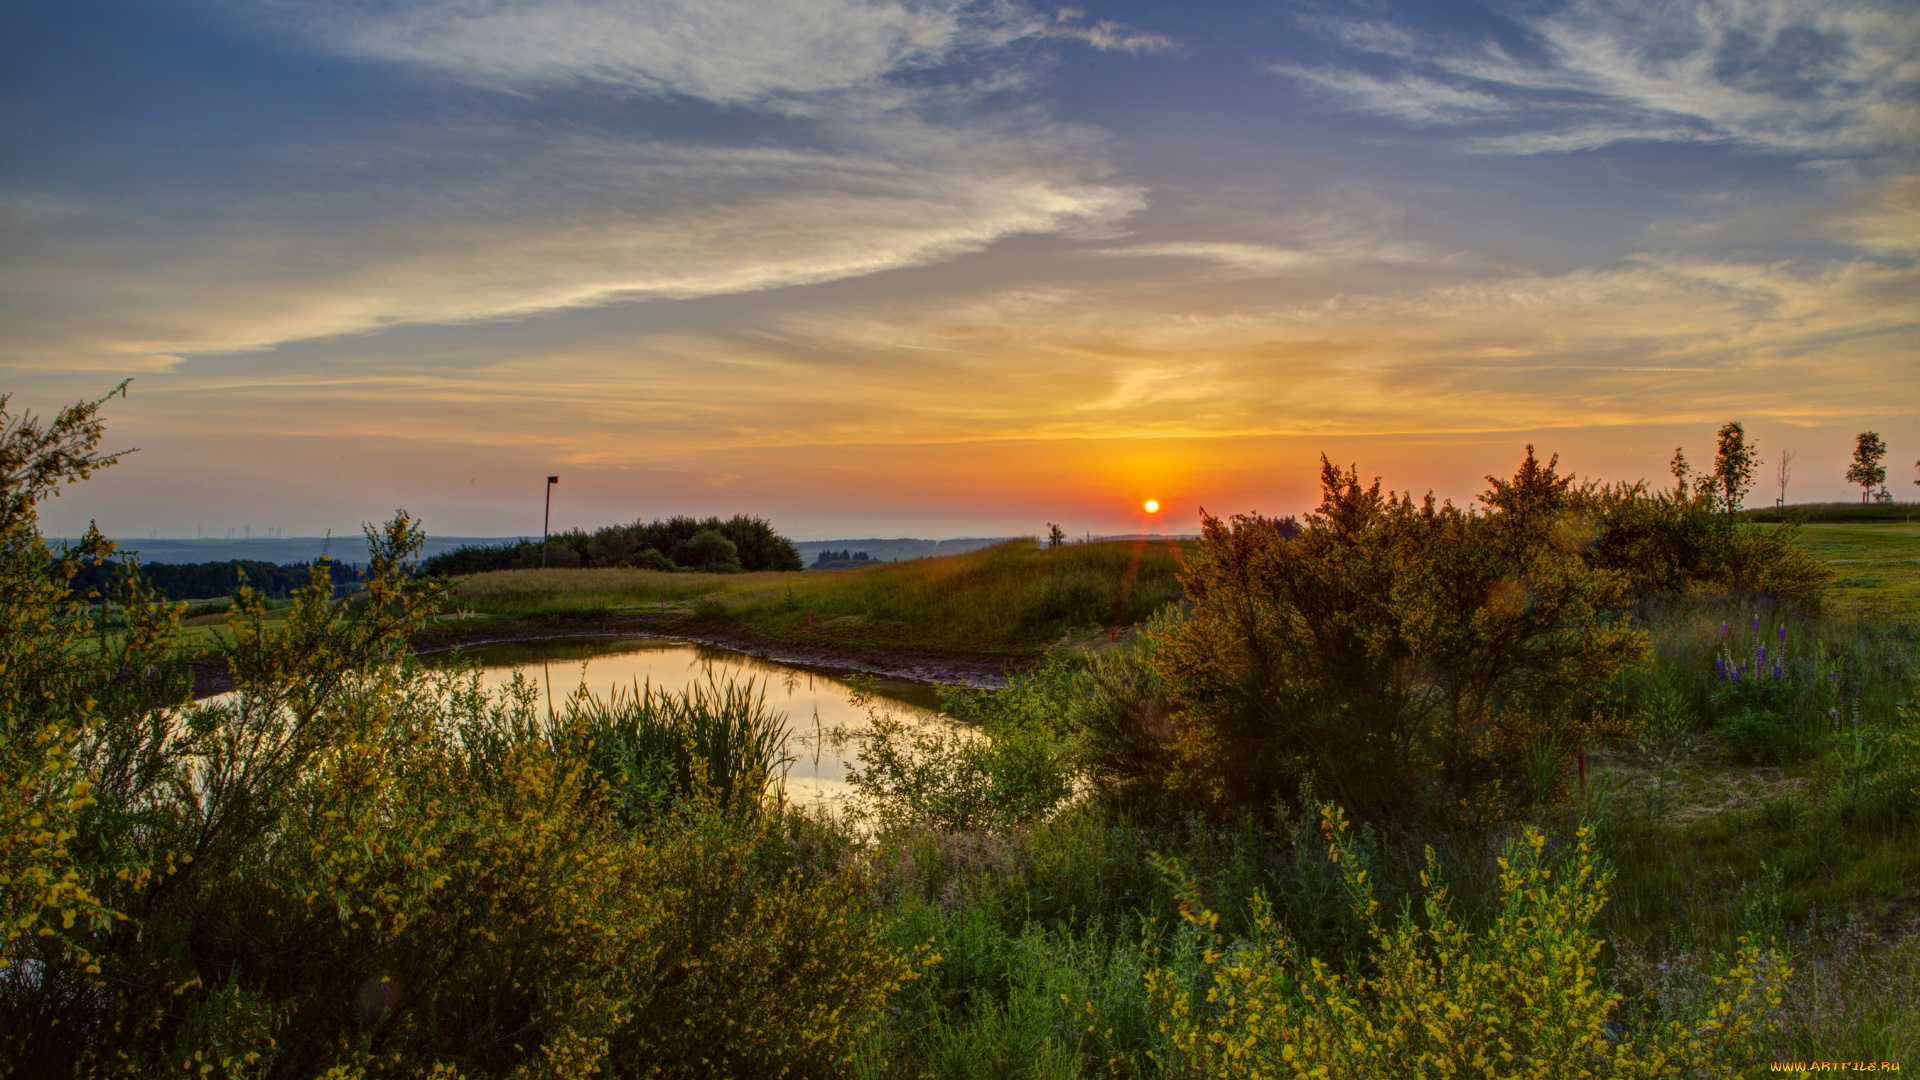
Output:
[
  {"xmin": 1147, "ymin": 806, "xmax": 1791, "ymax": 1079},
  {"xmin": 1154, "ymin": 449, "xmax": 1647, "ymax": 820},
  {"xmin": 1575, "ymin": 479, "xmax": 1833, "ymax": 611},
  {"xmin": 0, "ymin": 389, "xmax": 909, "ymax": 1078},
  {"xmin": 845, "ymin": 675, "xmax": 1079, "ymax": 835}
]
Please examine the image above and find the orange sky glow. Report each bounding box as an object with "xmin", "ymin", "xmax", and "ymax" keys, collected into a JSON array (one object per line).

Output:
[{"xmin": 6, "ymin": 0, "xmax": 1916, "ymax": 541}]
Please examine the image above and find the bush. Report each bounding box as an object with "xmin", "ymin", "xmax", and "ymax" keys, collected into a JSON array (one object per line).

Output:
[
  {"xmin": 846, "ymin": 677, "xmax": 1078, "ymax": 834},
  {"xmin": 1147, "ymin": 807, "xmax": 1790, "ymax": 1078},
  {"xmin": 1577, "ymin": 481, "xmax": 1833, "ymax": 611},
  {"xmin": 1062, "ymin": 638, "xmax": 1179, "ymax": 808},
  {"xmin": 0, "ymin": 389, "xmax": 907, "ymax": 1078},
  {"xmin": 1154, "ymin": 450, "xmax": 1646, "ymax": 820}
]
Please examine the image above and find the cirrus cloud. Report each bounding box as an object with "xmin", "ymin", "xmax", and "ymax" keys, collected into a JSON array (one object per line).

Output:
[{"xmin": 1273, "ymin": 0, "xmax": 1920, "ymax": 155}]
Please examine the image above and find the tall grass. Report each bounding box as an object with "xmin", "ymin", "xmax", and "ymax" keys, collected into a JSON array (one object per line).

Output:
[
  {"xmin": 446, "ymin": 566, "xmax": 749, "ymax": 616},
  {"xmin": 713, "ymin": 538, "xmax": 1191, "ymax": 651},
  {"xmin": 444, "ymin": 538, "xmax": 1193, "ymax": 653},
  {"xmin": 1562, "ymin": 592, "xmax": 1920, "ymax": 963},
  {"xmin": 559, "ymin": 677, "xmax": 792, "ymax": 819},
  {"xmin": 1628, "ymin": 593, "xmax": 1916, "ymax": 742}
]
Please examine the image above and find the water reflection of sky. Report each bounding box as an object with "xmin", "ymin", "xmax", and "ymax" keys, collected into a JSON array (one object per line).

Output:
[{"xmin": 439, "ymin": 636, "xmax": 950, "ymax": 811}]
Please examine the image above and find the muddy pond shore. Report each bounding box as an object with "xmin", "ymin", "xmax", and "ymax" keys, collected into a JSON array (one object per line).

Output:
[{"xmin": 191, "ymin": 612, "xmax": 1035, "ymax": 700}]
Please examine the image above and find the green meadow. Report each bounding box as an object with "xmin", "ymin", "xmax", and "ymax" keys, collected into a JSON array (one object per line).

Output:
[
  {"xmin": 1792, "ymin": 521, "xmax": 1920, "ymax": 621},
  {"xmin": 437, "ymin": 536, "xmax": 1193, "ymax": 654}
]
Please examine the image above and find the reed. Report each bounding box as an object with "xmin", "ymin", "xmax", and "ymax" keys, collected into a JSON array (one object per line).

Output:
[{"xmin": 559, "ymin": 676, "xmax": 792, "ymax": 817}]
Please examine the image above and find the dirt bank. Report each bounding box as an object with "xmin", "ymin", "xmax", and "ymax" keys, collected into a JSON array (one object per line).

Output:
[
  {"xmin": 413, "ymin": 614, "xmax": 1033, "ymax": 687},
  {"xmin": 193, "ymin": 614, "xmax": 1035, "ymax": 699}
]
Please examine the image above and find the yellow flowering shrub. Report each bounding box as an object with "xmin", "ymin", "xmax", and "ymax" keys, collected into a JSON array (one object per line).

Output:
[
  {"xmin": 1, "ymin": 384, "xmax": 158, "ymax": 977},
  {"xmin": 0, "ymin": 718, "xmax": 125, "ymax": 973},
  {"xmin": 0, "ymin": 388, "xmax": 914, "ymax": 1078},
  {"xmin": 1146, "ymin": 805, "xmax": 1789, "ymax": 1079},
  {"xmin": 68, "ymin": 656, "xmax": 914, "ymax": 1079},
  {"xmin": 1154, "ymin": 450, "xmax": 1646, "ymax": 819}
]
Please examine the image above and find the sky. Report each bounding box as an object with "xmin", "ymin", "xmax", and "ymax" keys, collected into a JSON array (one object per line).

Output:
[{"xmin": 4, "ymin": 0, "xmax": 1916, "ymax": 542}]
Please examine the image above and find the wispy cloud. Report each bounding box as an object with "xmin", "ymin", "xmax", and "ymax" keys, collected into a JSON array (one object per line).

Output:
[
  {"xmin": 102, "ymin": 243, "xmax": 1912, "ymax": 489},
  {"xmin": 1029, "ymin": 7, "xmax": 1177, "ymax": 56},
  {"xmin": 239, "ymin": 0, "xmax": 1173, "ymax": 101},
  {"xmin": 245, "ymin": 0, "xmax": 959, "ymax": 102},
  {"xmin": 746, "ymin": 247, "xmax": 1918, "ymax": 443},
  {"xmin": 1092, "ymin": 241, "xmax": 1324, "ymax": 276},
  {"xmin": 1269, "ymin": 64, "xmax": 1518, "ymax": 125},
  {"xmin": 1272, "ymin": 0, "xmax": 1920, "ymax": 155},
  {"xmin": 3, "ymin": 0, "xmax": 1168, "ymax": 367},
  {"xmin": 0, "ymin": 117, "xmax": 1140, "ymax": 368}
]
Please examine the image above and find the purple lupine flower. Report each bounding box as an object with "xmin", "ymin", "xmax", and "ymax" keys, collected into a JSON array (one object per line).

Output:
[
  {"xmin": 1721, "ymin": 621, "xmax": 1730, "ymax": 639},
  {"xmin": 1773, "ymin": 662, "xmax": 1784, "ymax": 680},
  {"xmin": 1731, "ymin": 668, "xmax": 1742, "ymax": 683},
  {"xmin": 1777, "ymin": 624, "xmax": 1787, "ymax": 643},
  {"xmin": 1752, "ymin": 614, "xmax": 1761, "ymax": 632},
  {"xmin": 1715, "ymin": 656, "xmax": 1727, "ymax": 678},
  {"xmin": 1757, "ymin": 644, "xmax": 1767, "ymax": 666}
]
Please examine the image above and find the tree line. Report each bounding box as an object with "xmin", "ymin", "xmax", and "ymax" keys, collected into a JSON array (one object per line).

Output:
[
  {"xmin": 810, "ymin": 548, "xmax": 875, "ymax": 568},
  {"xmin": 419, "ymin": 513, "xmax": 803, "ymax": 575},
  {"xmin": 66, "ymin": 557, "xmax": 363, "ymax": 602}
]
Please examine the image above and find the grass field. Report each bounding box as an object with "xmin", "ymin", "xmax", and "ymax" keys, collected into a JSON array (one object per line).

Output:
[
  {"xmin": 441, "ymin": 537, "xmax": 1193, "ymax": 654},
  {"xmin": 1792, "ymin": 521, "xmax": 1920, "ymax": 621}
]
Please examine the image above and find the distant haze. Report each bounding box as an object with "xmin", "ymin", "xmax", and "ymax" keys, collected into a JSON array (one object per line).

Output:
[{"xmin": 71, "ymin": 532, "xmax": 1219, "ymax": 568}]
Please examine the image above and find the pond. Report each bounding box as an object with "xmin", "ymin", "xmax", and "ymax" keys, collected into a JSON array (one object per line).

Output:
[{"xmin": 435, "ymin": 636, "xmax": 953, "ymax": 811}]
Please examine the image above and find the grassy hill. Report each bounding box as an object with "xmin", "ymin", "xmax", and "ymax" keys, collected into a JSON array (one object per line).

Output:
[
  {"xmin": 432, "ymin": 522, "xmax": 1920, "ymax": 654},
  {"xmin": 439, "ymin": 537, "xmax": 1193, "ymax": 654}
]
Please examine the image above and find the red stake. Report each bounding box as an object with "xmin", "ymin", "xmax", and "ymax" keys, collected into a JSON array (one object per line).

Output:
[{"xmin": 1110, "ymin": 625, "xmax": 1116, "ymax": 643}]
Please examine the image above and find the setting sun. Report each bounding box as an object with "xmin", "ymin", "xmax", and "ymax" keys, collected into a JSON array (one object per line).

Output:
[{"xmin": 1143, "ymin": 499, "xmax": 1160, "ymax": 513}]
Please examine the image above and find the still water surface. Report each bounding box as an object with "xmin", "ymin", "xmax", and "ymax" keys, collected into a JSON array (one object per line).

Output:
[{"xmin": 438, "ymin": 636, "xmax": 951, "ymax": 809}]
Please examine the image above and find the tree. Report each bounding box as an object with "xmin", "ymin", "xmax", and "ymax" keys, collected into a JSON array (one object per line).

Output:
[
  {"xmin": 1846, "ymin": 431, "xmax": 1887, "ymax": 504},
  {"xmin": 1712, "ymin": 421, "xmax": 1758, "ymax": 515},
  {"xmin": 1669, "ymin": 446, "xmax": 1690, "ymax": 493},
  {"xmin": 1046, "ymin": 522, "xmax": 1066, "ymax": 549},
  {"xmin": 671, "ymin": 528, "xmax": 743, "ymax": 572}
]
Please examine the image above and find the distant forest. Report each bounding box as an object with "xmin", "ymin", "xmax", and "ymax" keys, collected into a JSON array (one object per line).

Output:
[
  {"xmin": 420, "ymin": 514, "xmax": 803, "ymax": 575},
  {"xmin": 67, "ymin": 558, "xmax": 364, "ymax": 601},
  {"xmin": 809, "ymin": 549, "xmax": 877, "ymax": 570}
]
